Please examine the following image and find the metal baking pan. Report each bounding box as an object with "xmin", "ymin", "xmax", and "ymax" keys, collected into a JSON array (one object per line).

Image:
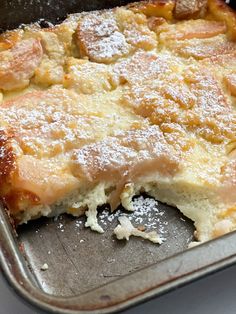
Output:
[{"xmin": 1, "ymin": 1, "xmax": 236, "ymax": 313}]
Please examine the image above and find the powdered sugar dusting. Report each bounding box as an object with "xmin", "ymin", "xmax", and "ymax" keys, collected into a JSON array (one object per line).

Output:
[
  {"xmin": 77, "ymin": 12, "xmax": 130, "ymax": 63},
  {"xmin": 57, "ymin": 222, "xmax": 65, "ymax": 232},
  {"xmin": 99, "ymin": 195, "xmax": 168, "ymax": 242}
]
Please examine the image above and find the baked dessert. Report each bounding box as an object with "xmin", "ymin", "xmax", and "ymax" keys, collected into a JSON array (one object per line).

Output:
[{"xmin": 0, "ymin": 0, "xmax": 236, "ymax": 243}]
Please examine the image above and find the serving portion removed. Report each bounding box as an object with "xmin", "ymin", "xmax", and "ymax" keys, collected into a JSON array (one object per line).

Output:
[{"xmin": 0, "ymin": 0, "xmax": 236, "ymax": 243}]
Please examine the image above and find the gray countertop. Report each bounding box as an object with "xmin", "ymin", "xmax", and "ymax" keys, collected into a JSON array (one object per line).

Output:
[{"xmin": 1, "ymin": 264, "xmax": 236, "ymax": 314}]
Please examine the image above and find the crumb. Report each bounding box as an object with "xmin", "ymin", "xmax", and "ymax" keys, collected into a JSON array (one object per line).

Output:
[
  {"xmin": 114, "ymin": 216, "xmax": 163, "ymax": 244},
  {"xmin": 188, "ymin": 241, "xmax": 201, "ymax": 248},
  {"xmin": 137, "ymin": 225, "xmax": 146, "ymax": 232},
  {"xmin": 41, "ymin": 263, "xmax": 49, "ymax": 271}
]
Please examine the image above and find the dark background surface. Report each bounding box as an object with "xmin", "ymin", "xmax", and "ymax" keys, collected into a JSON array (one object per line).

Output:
[{"xmin": 0, "ymin": 0, "xmax": 132, "ymax": 32}]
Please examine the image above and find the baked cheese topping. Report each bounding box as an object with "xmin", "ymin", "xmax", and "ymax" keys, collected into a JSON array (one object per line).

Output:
[{"xmin": 0, "ymin": 0, "xmax": 236, "ymax": 242}]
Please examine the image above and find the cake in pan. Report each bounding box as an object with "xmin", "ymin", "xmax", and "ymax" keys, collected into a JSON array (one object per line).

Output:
[{"xmin": 0, "ymin": 0, "xmax": 236, "ymax": 243}]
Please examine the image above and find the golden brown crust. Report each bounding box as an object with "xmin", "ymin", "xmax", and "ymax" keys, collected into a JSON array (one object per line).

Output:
[
  {"xmin": 3, "ymin": 190, "xmax": 40, "ymax": 219},
  {"xmin": 208, "ymin": 0, "xmax": 236, "ymax": 40},
  {"xmin": 118, "ymin": 49, "xmax": 235, "ymax": 144},
  {"xmin": 0, "ymin": 129, "xmax": 16, "ymax": 192},
  {"xmin": 167, "ymin": 35, "xmax": 235, "ymax": 60},
  {"xmin": 159, "ymin": 19, "xmax": 227, "ymax": 41},
  {"xmin": 128, "ymin": 0, "xmax": 175, "ymax": 19},
  {"xmin": 224, "ymin": 73, "xmax": 236, "ymax": 96},
  {"xmin": 0, "ymin": 30, "xmax": 23, "ymax": 51},
  {"xmin": 174, "ymin": 0, "xmax": 207, "ymax": 19},
  {"xmin": 0, "ymin": 129, "xmax": 40, "ymax": 221},
  {"xmin": 0, "ymin": 39, "xmax": 43, "ymax": 91}
]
